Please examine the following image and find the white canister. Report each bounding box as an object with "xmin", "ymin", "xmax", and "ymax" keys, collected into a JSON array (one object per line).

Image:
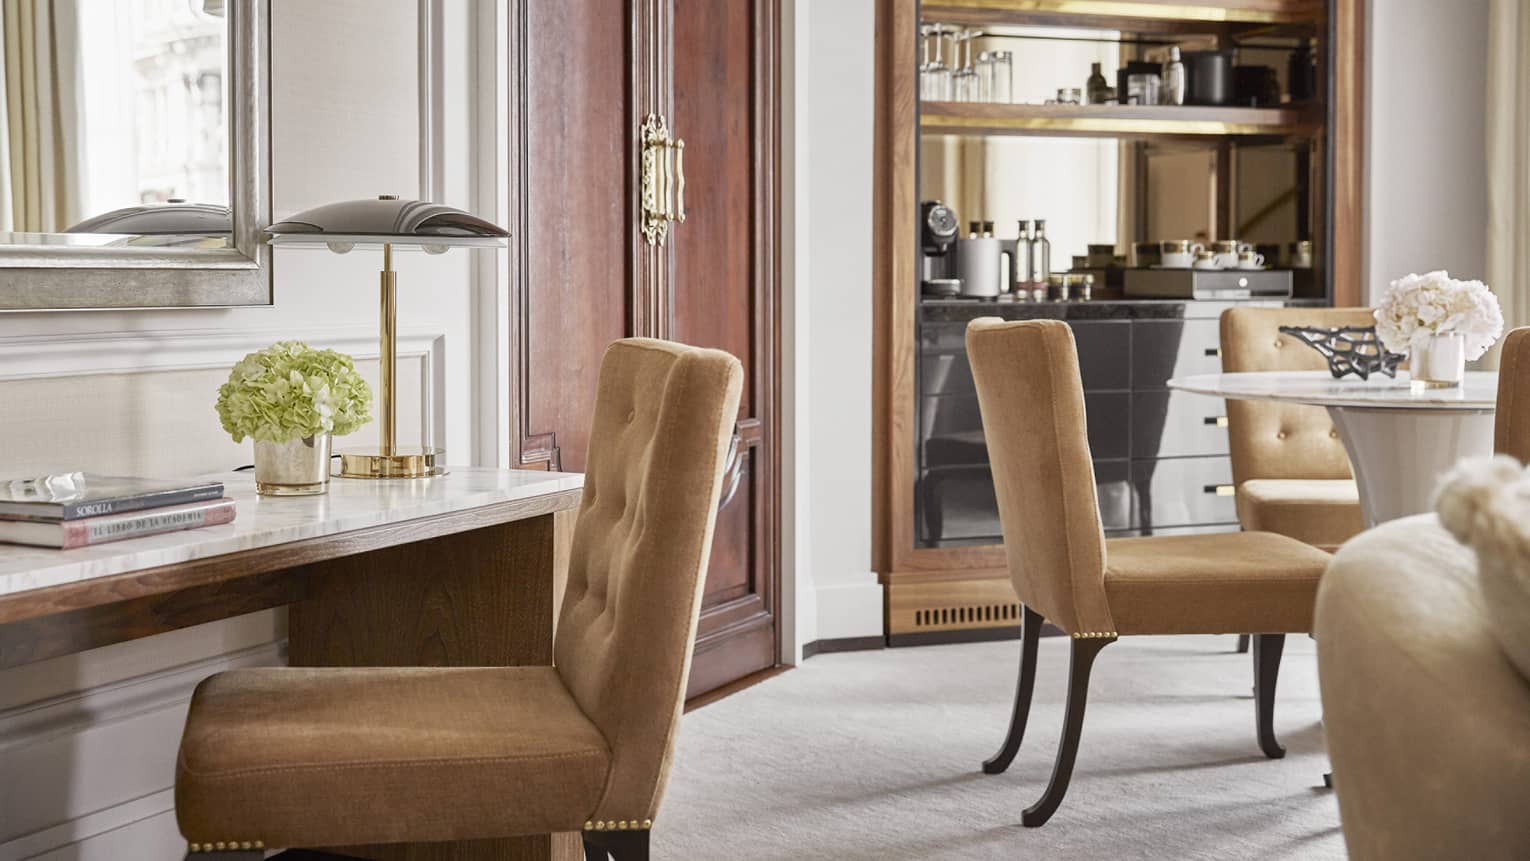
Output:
[{"xmin": 954, "ymin": 237, "xmax": 1005, "ymax": 297}]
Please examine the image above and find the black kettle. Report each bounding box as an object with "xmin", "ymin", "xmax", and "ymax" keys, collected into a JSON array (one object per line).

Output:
[{"xmin": 1181, "ymin": 51, "xmax": 1232, "ymax": 106}]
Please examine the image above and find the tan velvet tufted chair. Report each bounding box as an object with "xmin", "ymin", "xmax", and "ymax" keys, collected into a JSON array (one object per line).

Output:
[
  {"xmin": 173, "ymin": 339, "xmax": 743, "ymax": 861},
  {"xmin": 966, "ymin": 318, "xmax": 1331, "ymax": 827},
  {"xmin": 1496, "ymin": 327, "xmax": 1530, "ymax": 463},
  {"xmin": 1219, "ymin": 306, "xmax": 1375, "ymax": 553}
]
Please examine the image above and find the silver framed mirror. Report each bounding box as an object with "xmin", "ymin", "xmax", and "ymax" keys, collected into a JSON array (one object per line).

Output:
[{"xmin": 0, "ymin": 0, "xmax": 270, "ymax": 311}]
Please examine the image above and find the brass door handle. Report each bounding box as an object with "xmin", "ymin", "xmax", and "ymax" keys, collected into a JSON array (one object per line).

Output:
[
  {"xmin": 641, "ymin": 114, "xmax": 674, "ymax": 245},
  {"xmin": 639, "ymin": 116, "xmax": 689, "ymax": 245},
  {"xmin": 718, "ymin": 432, "xmax": 745, "ymax": 511},
  {"xmin": 672, "ymin": 138, "xmax": 686, "ymax": 224}
]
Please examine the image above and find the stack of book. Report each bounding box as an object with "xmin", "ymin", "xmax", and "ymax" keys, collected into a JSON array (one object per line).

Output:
[{"xmin": 0, "ymin": 473, "xmax": 235, "ymax": 549}]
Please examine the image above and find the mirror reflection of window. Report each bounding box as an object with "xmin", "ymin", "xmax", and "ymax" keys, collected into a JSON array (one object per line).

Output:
[
  {"xmin": 920, "ymin": 28, "xmax": 1121, "ymax": 260},
  {"xmin": 0, "ymin": 0, "xmax": 227, "ymax": 239}
]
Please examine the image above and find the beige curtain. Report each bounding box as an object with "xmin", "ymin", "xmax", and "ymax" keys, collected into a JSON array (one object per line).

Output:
[
  {"xmin": 0, "ymin": 0, "xmax": 82, "ymax": 233},
  {"xmin": 1488, "ymin": 0, "xmax": 1530, "ymax": 334}
]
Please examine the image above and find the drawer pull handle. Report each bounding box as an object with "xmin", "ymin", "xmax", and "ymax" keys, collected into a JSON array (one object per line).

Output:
[
  {"xmin": 1203, "ymin": 347, "xmax": 1221, "ymax": 357},
  {"xmin": 1203, "ymin": 484, "xmax": 1236, "ymax": 497},
  {"xmin": 1203, "ymin": 416, "xmax": 1229, "ymax": 427}
]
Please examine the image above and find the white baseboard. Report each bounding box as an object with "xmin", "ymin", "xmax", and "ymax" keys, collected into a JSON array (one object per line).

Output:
[
  {"xmin": 811, "ymin": 576, "xmax": 883, "ymax": 643},
  {"xmin": 0, "ymin": 639, "xmax": 286, "ymax": 861}
]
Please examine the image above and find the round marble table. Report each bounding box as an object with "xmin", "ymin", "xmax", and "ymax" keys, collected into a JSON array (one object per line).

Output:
[{"xmin": 1170, "ymin": 371, "xmax": 1499, "ymax": 527}]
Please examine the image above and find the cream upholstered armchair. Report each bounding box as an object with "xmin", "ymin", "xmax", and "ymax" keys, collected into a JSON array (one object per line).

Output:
[
  {"xmin": 1315, "ymin": 328, "xmax": 1530, "ymax": 860},
  {"xmin": 1316, "ymin": 462, "xmax": 1530, "ymax": 860},
  {"xmin": 966, "ymin": 318, "xmax": 1331, "ymax": 827},
  {"xmin": 173, "ymin": 339, "xmax": 744, "ymax": 861}
]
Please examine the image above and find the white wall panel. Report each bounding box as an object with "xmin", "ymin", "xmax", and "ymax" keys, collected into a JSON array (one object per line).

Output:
[
  {"xmin": 1365, "ymin": 0, "xmax": 1490, "ymax": 300},
  {"xmin": 0, "ymin": 1, "xmax": 489, "ymax": 856}
]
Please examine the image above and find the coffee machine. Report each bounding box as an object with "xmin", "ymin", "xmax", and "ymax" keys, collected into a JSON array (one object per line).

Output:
[{"xmin": 920, "ymin": 200, "xmax": 961, "ymax": 297}]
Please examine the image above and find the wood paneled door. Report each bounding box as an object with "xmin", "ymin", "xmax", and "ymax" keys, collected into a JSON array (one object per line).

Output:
[{"xmin": 507, "ymin": 0, "xmax": 781, "ymax": 698}]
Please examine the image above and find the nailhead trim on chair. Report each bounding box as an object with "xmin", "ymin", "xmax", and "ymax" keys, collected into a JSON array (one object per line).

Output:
[
  {"xmin": 584, "ymin": 819, "xmax": 654, "ymax": 831},
  {"xmin": 1070, "ymin": 631, "xmax": 1118, "ymax": 639},
  {"xmin": 187, "ymin": 841, "xmax": 263, "ymax": 852}
]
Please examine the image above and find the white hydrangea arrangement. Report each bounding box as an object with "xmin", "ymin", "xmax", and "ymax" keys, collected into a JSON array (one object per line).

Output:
[
  {"xmin": 216, "ymin": 341, "xmax": 372, "ymax": 443},
  {"xmin": 1373, "ymin": 270, "xmax": 1504, "ymax": 360}
]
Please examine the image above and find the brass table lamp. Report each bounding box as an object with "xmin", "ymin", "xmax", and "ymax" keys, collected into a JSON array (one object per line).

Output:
[{"xmin": 266, "ymin": 195, "xmax": 508, "ymax": 479}]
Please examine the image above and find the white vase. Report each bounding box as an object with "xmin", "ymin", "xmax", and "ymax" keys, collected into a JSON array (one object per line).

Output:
[
  {"xmin": 254, "ymin": 434, "xmax": 332, "ymax": 495},
  {"xmin": 1410, "ymin": 332, "xmax": 1466, "ymax": 389}
]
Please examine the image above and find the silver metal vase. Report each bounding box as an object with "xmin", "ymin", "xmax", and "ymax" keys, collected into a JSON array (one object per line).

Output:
[
  {"xmin": 253, "ymin": 434, "xmax": 332, "ymax": 496},
  {"xmin": 1410, "ymin": 332, "xmax": 1466, "ymax": 390}
]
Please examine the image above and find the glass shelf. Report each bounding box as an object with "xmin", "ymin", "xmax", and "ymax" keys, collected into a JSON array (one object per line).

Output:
[{"xmin": 920, "ymin": 101, "xmax": 1319, "ymax": 138}]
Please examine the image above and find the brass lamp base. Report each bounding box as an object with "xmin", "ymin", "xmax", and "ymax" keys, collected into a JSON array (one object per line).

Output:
[{"xmin": 337, "ymin": 445, "xmax": 446, "ymax": 479}]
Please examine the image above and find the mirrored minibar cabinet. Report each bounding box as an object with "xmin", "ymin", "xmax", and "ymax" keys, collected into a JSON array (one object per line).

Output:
[{"xmin": 873, "ymin": 0, "xmax": 1364, "ymax": 643}]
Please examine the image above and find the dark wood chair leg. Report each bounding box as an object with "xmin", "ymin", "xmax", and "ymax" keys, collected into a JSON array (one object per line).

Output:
[
  {"xmin": 582, "ymin": 830, "xmax": 650, "ymax": 861},
  {"xmin": 1253, "ymin": 633, "xmax": 1287, "ymax": 759},
  {"xmin": 1235, "ymin": 634, "xmax": 1250, "ymax": 653},
  {"xmin": 983, "ymin": 604, "xmax": 1043, "ymax": 775},
  {"xmin": 1022, "ymin": 635, "xmax": 1114, "ymax": 828}
]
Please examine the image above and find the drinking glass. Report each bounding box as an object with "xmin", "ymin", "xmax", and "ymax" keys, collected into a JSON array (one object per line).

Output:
[
  {"xmin": 988, "ymin": 50, "xmax": 1013, "ymax": 103},
  {"xmin": 951, "ymin": 29, "xmax": 979, "ymax": 102},
  {"xmin": 919, "ymin": 24, "xmax": 953, "ymax": 102},
  {"xmin": 976, "ymin": 51, "xmax": 994, "ymax": 102}
]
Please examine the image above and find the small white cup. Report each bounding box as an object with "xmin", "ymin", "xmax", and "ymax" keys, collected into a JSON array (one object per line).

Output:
[
  {"xmin": 1193, "ymin": 258, "xmax": 1222, "ymax": 270},
  {"xmin": 1236, "ymin": 252, "xmax": 1266, "ymax": 270},
  {"xmin": 1159, "ymin": 240, "xmax": 1203, "ymax": 268}
]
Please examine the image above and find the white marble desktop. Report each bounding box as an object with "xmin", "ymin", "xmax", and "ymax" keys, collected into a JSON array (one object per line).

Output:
[
  {"xmin": 1170, "ymin": 370, "xmax": 1499, "ymax": 410},
  {"xmin": 0, "ymin": 467, "xmax": 584, "ymax": 600}
]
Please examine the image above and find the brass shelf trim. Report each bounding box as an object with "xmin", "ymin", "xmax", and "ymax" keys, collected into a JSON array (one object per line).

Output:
[
  {"xmin": 920, "ymin": 103, "xmax": 1318, "ymax": 138},
  {"xmin": 920, "ymin": 0, "xmax": 1320, "ymax": 26}
]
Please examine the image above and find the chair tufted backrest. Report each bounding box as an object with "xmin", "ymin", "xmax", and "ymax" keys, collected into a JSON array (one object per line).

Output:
[
  {"xmin": 553, "ymin": 338, "xmax": 743, "ymax": 825},
  {"xmin": 965, "ymin": 318, "xmax": 1115, "ymax": 636},
  {"xmin": 1496, "ymin": 328, "xmax": 1530, "ymax": 464},
  {"xmin": 1220, "ymin": 307, "xmax": 1376, "ymax": 484}
]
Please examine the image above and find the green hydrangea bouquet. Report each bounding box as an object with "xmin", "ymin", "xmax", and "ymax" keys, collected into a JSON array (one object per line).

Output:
[{"xmin": 216, "ymin": 341, "xmax": 373, "ymax": 443}]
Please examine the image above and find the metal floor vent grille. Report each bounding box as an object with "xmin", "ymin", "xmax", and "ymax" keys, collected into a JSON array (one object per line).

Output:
[{"xmin": 914, "ymin": 602, "xmax": 1021, "ymax": 628}]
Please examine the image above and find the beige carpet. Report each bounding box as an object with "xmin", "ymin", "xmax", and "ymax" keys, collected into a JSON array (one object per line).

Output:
[{"xmin": 655, "ymin": 636, "xmax": 1345, "ymax": 860}]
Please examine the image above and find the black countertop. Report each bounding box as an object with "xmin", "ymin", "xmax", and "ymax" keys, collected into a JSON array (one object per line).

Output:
[{"xmin": 919, "ymin": 297, "xmax": 1326, "ymax": 323}]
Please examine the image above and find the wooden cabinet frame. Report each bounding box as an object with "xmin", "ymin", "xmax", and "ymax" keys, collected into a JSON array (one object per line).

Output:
[{"xmin": 871, "ymin": 0, "xmax": 1366, "ymax": 634}]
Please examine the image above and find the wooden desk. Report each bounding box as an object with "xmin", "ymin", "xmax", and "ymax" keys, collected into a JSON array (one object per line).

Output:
[{"xmin": 0, "ymin": 468, "xmax": 585, "ymax": 861}]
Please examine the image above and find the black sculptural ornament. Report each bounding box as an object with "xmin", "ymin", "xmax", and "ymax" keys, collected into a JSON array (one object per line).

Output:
[{"xmin": 1278, "ymin": 325, "xmax": 1405, "ymax": 380}]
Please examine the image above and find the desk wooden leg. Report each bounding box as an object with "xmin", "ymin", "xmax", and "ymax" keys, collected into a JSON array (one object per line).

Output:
[
  {"xmin": 284, "ymin": 834, "xmax": 582, "ymax": 861},
  {"xmin": 288, "ymin": 513, "xmax": 578, "ymax": 861}
]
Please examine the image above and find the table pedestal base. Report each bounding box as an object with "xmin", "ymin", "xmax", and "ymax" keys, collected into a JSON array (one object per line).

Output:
[{"xmin": 1326, "ymin": 406, "xmax": 1496, "ymax": 527}]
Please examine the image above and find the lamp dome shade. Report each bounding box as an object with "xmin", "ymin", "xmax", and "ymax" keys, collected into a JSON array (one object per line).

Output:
[
  {"xmin": 65, "ymin": 201, "xmax": 231, "ymax": 235},
  {"xmin": 265, "ymin": 197, "xmax": 508, "ymax": 251}
]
